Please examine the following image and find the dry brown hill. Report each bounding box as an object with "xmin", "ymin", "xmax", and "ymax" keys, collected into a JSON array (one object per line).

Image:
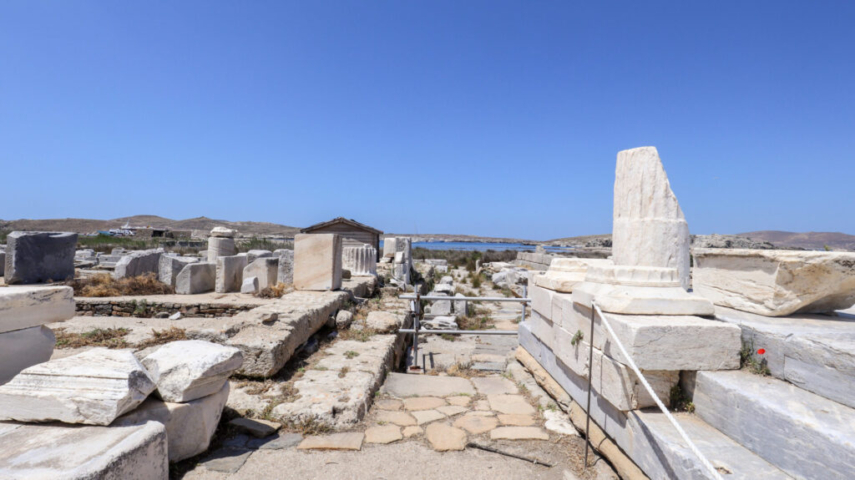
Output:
[{"xmin": 0, "ymin": 215, "xmax": 300, "ymax": 237}]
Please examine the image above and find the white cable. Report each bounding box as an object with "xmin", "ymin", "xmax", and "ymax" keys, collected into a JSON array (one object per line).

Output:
[{"xmin": 592, "ymin": 302, "xmax": 724, "ymax": 480}]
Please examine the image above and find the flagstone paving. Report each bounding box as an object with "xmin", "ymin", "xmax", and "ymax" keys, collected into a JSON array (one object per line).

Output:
[{"xmin": 181, "ymin": 268, "xmax": 614, "ymax": 479}]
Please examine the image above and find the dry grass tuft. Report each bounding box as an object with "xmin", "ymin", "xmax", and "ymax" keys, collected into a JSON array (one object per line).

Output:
[
  {"xmin": 54, "ymin": 327, "xmax": 130, "ymax": 349},
  {"xmin": 137, "ymin": 327, "xmax": 187, "ymax": 348},
  {"xmin": 255, "ymin": 282, "xmax": 292, "ymax": 299},
  {"xmin": 287, "ymin": 417, "xmax": 332, "ymax": 436},
  {"xmin": 338, "ymin": 327, "xmax": 379, "ymax": 342},
  {"xmin": 69, "ymin": 273, "xmax": 174, "ymax": 297}
]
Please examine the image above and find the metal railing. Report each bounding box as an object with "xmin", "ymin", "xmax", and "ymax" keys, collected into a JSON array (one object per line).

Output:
[
  {"xmin": 399, "ymin": 286, "xmax": 530, "ymax": 370},
  {"xmin": 588, "ymin": 302, "xmax": 724, "ymax": 480}
]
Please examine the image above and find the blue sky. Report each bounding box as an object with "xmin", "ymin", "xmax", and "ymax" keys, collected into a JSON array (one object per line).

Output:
[{"xmin": 2, "ymin": 1, "xmax": 853, "ymax": 240}]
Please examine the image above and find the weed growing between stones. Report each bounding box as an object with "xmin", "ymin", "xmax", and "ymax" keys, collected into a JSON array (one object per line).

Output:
[
  {"xmin": 339, "ymin": 327, "xmax": 379, "ymax": 342},
  {"xmin": 338, "ymin": 366, "xmax": 349, "ymax": 378},
  {"xmin": 133, "ymin": 299, "xmax": 148, "ymax": 316},
  {"xmin": 344, "ymin": 350, "xmax": 360, "ymax": 359},
  {"xmin": 457, "ymin": 314, "xmax": 493, "ymax": 330},
  {"xmin": 54, "ymin": 327, "xmax": 130, "ymax": 349},
  {"xmin": 669, "ymin": 385, "xmax": 695, "ymax": 413},
  {"xmin": 288, "ymin": 417, "xmax": 332, "ymax": 436},
  {"xmin": 740, "ymin": 339, "xmax": 771, "ymax": 376},
  {"xmin": 570, "ymin": 330, "xmax": 583, "ymax": 346}
]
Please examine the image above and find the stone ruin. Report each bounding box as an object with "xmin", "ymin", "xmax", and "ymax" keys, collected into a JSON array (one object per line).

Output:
[
  {"xmin": 0, "ymin": 284, "xmax": 245, "ymax": 476},
  {"xmin": 343, "ymin": 244, "xmax": 377, "ymax": 276},
  {"xmin": 207, "ymin": 226, "xmax": 237, "ymax": 262},
  {"xmin": 4, "ymin": 231, "xmax": 77, "ymax": 284},
  {"xmin": 381, "ymin": 236, "xmax": 413, "ymax": 284},
  {"xmin": 519, "ymin": 146, "xmax": 855, "ymax": 479}
]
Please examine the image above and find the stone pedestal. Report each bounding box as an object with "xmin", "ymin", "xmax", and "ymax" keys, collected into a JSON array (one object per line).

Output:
[
  {"xmin": 243, "ymin": 257, "xmax": 279, "ymax": 290},
  {"xmin": 159, "ymin": 256, "xmax": 199, "ymax": 287},
  {"xmin": 215, "ymin": 255, "xmax": 248, "ymax": 293},
  {"xmin": 293, "ymin": 234, "xmax": 342, "ymax": 291},
  {"xmin": 4, "ymin": 232, "xmax": 77, "ymax": 284},
  {"xmin": 343, "ymin": 245, "xmax": 377, "ymax": 276},
  {"xmin": 207, "ymin": 237, "xmax": 236, "ymax": 263},
  {"xmin": 114, "ymin": 249, "xmax": 163, "ymax": 279},
  {"xmin": 176, "ymin": 263, "xmax": 216, "ymax": 295},
  {"xmin": 574, "ymin": 265, "xmax": 714, "ymax": 316},
  {"xmin": 533, "ymin": 258, "xmax": 613, "ymax": 293}
]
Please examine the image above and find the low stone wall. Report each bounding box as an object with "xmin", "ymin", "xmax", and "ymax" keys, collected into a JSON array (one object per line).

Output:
[
  {"xmin": 515, "ymin": 252, "xmax": 554, "ymax": 271},
  {"xmin": 76, "ymin": 300, "xmax": 260, "ymax": 318}
]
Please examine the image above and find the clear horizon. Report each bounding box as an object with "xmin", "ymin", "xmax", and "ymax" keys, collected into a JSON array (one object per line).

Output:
[{"xmin": 2, "ymin": 1, "xmax": 853, "ymax": 239}]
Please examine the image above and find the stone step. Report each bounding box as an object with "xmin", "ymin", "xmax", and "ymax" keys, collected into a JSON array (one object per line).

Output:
[
  {"xmin": 628, "ymin": 410, "xmax": 793, "ymax": 480},
  {"xmin": 519, "ymin": 322, "xmax": 790, "ymax": 480},
  {"xmin": 715, "ymin": 306, "xmax": 855, "ymax": 408},
  {"xmin": 693, "ymin": 370, "xmax": 855, "ymax": 480}
]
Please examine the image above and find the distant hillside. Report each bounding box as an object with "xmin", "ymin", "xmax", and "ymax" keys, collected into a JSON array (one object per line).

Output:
[
  {"xmin": 0, "ymin": 215, "xmax": 301, "ymax": 238},
  {"xmin": 739, "ymin": 231, "xmax": 855, "ymax": 251},
  {"xmin": 383, "ymin": 233, "xmax": 536, "ymax": 244}
]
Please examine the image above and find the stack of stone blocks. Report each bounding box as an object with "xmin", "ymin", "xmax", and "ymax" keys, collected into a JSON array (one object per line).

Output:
[
  {"xmin": 0, "ymin": 336, "xmax": 244, "ymax": 477},
  {"xmin": 382, "ymin": 236, "xmax": 413, "ymax": 284},
  {"xmin": 521, "ymin": 147, "xmax": 776, "ymax": 479}
]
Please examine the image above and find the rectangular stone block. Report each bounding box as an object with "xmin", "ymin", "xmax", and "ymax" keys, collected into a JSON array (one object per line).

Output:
[
  {"xmin": 550, "ymin": 291, "xmax": 572, "ymax": 328},
  {"xmin": 693, "ymin": 248, "xmax": 855, "ymax": 316},
  {"xmin": 215, "ymin": 255, "xmax": 248, "ymax": 293},
  {"xmin": 551, "ymin": 326, "xmax": 676, "ymax": 411},
  {"xmin": 0, "ymin": 349, "xmax": 156, "ymax": 425},
  {"xmin": 694, "ymin": 370, "xmax": 855, "ymax": 479},
  {"xmin": 114, "ymin": 249, "xmax": 163, "ymax": 279},
  {"xmin": 4, "ymin": 231, "xmax": 77, "ymax": 284},
  {"xmin": 159, "ymin": 255, "xmax": 199, "ymax": 287},
  {"xmin": 0, "ymin": 325, "xmax": 55, "ymax": 385},
  {"xmin": 277, "ymin": 249, "xmax": 294, "ymax": 285},
  {"xmin": 0, "ymin": 420, "xmax": 168, "ymax": 479},
  {"xmin": 293, "ymin": 234, "xmax": 342, "ymax": 291},
  {"xmin": 176, "ymin": 263, "xmax": 216, "ymax": 295},
  {"xmin": 243, "ymin": 257, "xmax": 279, "ymax": 290},
  {"xmin": 116, "ymin": 383, "xmax": 229, "ymax": 462},
  {"xmin": 226, "ymin": 291, "xmax": 349, "ymax": 376},
  {"xmin": 527, "ymin": 310, "xmax": 554, "ymax": 351},
  {"xmin": 564, "ymin": 300, "xmax": 741, "ymax": 371},
  {"xmin": 0, "ymin": 285, "xmax": 75, "ymax": 334},
  {"xmin": 529, "ymin": 284, "xmax": 555, "ymax": 321}
]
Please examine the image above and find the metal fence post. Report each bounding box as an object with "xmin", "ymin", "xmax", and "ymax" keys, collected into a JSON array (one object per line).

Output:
[
  {"xmin": 520, "ymin": 284, "xmax": 527, "ymax": 324},
  {"xmin": 584, "ymin": 302, "xmax": 596, "ymax": 469}
]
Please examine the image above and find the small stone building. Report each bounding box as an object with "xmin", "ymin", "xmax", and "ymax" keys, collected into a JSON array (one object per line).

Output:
[{"xmin": 301, "ymin": 217, "xmax": 382, "ymax": 261}]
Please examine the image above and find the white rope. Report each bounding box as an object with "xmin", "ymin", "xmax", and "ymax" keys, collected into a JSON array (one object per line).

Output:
[{"xmin": 592, "ymin": 302, "xmax": 724, "ymax": 480}]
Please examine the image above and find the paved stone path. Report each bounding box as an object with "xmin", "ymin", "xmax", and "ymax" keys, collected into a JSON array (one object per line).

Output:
[
  {"xmin": 183, "ymin": 370, "xmax": 602, "ymax": 480},
  {"xmin": 180, "ymin": 267, "xmax": 618, "ymax": 480}
]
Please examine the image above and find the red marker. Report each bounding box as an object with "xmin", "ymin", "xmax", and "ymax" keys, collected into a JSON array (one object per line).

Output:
[{"xmin": 757, "ymin": 348, "xmax": 766, "ymax": 355}]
